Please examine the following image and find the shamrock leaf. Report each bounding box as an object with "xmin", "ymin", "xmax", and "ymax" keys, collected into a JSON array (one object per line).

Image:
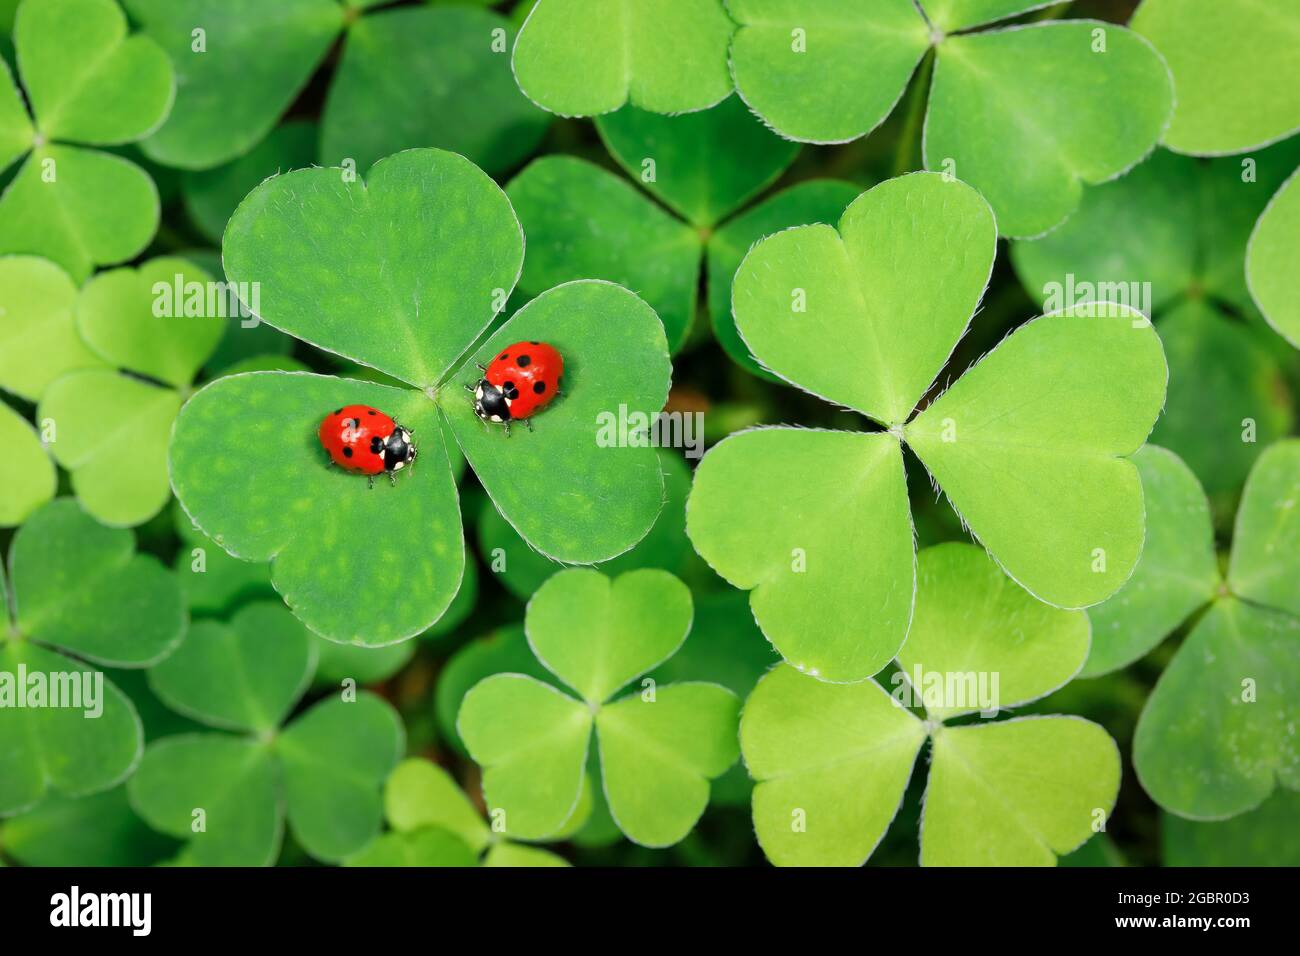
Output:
[
  {"xmin": 1118, "ymin": 440, "xmax": 1300, "ymax": 819},
  {"xmin": 728, "ymin": 3, "xmax": 1173, "ymax": 237},
  {"xmin": 512, "ymin": 0, "xmax": 734, "ymax": 117},
  {"xmin": 1163, "ymin": 790, "xmax": 1300, "ymax": 866},
  {"xmin": 0, "ymin": 786, "xmax": 178, "ymax": 866},
  {"xmin": 0, "ymin": 499, "xmax": 184, "ymax": 815},
  {"xmin": 0, "ymin": 0, "xmax": 172, "ymax": 280},
  {"xmin": 0, "ymin": 256, "xmax": 105, "ymax": 402},
  {"xmin": 348, "ymin": 757, "xmax": 570, "ymax": 867},
  {"xmin": 39, "ymin": 255, "xmax": 224, "ymax": 526},
  {"xmin": 1131, "ymin": 0, "xmax": 1300, "ymax": 156},
  {"xmin": 740, "ymin": 542, "xmax": 1119, "ymax": 866},
  {"xmin": 1248, "ymin": 166, "xmax": 1300, "ymax": 348},
  {"xmin": 689, "ymin": 173, "xmax": 1165, "ymax": 681},
  {"xmin": 173, "ymin": 504, "xmax": 275, "ymax": 617},
  {"xmin": 173, "ymin": 149, "xmax": 671, "ymax": 644},
  {"xmin": 0, "ymin": 400, "xmax": 54, "ymax": 526},
  {"xmin": 458, "ymin": 569, "xmax": 740, "ymax": 847},
  {"xmin": 129, "ymin": 601, "xmax": 404, "ymax": 865},
  {"xmin": 1013, "ymin": 144, "xmax": 1300, "ymax": 503},
  {"xmin": 509, "ymin": 95, "xmax": 801, "ymax": 353},
  {"xmin": 321, "ymin": 5, "xmax": 550, "ymax": 177}
]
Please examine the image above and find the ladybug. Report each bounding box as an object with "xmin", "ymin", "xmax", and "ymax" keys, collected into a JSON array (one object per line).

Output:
[
  {"xmin": 318, "ymin": 405, "xmax": 416, "ymax": 487},
  {"xmin": 466, "ymin": 341, "xmax": 564, "ymax": 435}
]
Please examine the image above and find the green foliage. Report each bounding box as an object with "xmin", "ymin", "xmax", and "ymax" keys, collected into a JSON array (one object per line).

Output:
[
  {"xmin": 458, "ymin": 569, "xmax": 740, "ymax": 846},
  {"xmin": 1163, "ymin": 789, "xmax": 1300, "ymax": 866},
  {"xmin": 1248, "ymin": 167, "xmax": 1300, "ymax": 348},
  {"xmin": 741, "ymin": 543, "xmax": 1118, "ymax": 866}
]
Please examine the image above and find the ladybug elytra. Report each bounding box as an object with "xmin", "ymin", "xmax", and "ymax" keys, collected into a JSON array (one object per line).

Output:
[
  {"xmin": 466, "ymin": 341, "xmax": 564, "ymax": 435},
  {"xmin": 318, "ymin": 404, "xmax": 416, "ymax": 487}
]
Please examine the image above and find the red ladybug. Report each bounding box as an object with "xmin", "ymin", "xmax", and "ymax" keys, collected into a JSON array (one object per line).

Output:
[
  {"xmin": 318, "ymin": 404, "xmax": 416, "ymax": 487},
  {"xmin": 466, "ymin": 341, "xmax": 564, "ymax": 435}
]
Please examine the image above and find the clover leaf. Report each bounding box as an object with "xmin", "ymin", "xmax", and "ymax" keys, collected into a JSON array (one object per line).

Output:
[
  {"xmin": 512, "ymin": 0, "xmax": 734, "ymax": 117},
  {"xmin": 0, "ymin": 498, "xmax": 184, "ymax": 815},
  {"xmin": 1247, "ymin": 165, "xmax": 1300, "ymax": 348},
  {"xmin": 0, "ymin": 0, "xmax": 172, "ymax": 280},
  {"xmin": 0, "ymin": 400, "xmax": 53, "ymax": 527},
  {"xmin": 170, "ymin": 148, "xmax": 671, "ymax": 645},
  {"xmin": 1013, "ymin": 143, "xmax": 1300, "ymax": 504},
  {"xmin": 128, "ymin": 601, "xmax": 405, "ymax": 865},
  {"xmin": 1091, "ymin": 440, "xmax": 1300, "ymax": 820},
  {"xmin": 688, "ymin": 173, "xmax": 1166, "ymax": 682},
  {"xmin": 0, "ymin": 256, "xmax": 105, "ymax": 401},
  {"xmin": 1131, "ymin": 0, "xmax": 1300, "ymax": 156},
  {"xmin": 458, "ymin": 569, "xmax": 740, "ymax": 847},
  {"xmin": 39, "ymin": 255, "xmax": 224, "ymax": 526},
  {"xmin": 1163, "ymin": 790, "xmax": 1300, "ymax": 866},
  {"xmin": 508, "ymin": 94, "xmax": 803, "ymax": 351},
  {"xmin": 0, "ymin": 785, "xmax": 178, "ymax": 866},
  {"xmin": 173, "ymin": 503, "xmax": 275, "ymax": 617},
  {"xmin": 741, "ymin": 542, "xmax": 1117, "ymax": 867},
  {"xmin": 729, "ymin": 3, "xmax": 1173, "ymax": 237},
  {"xmin": 349, "ymin": 757, "xmax": 569, "ymax": 867}
]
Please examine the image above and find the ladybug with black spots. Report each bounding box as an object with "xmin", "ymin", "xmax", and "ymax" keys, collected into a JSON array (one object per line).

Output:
[
  {"xmin": 318, "ymin": 404, "xmax": 416, "ymax": 487},
  {"xmin": 466, "ymin": 341, "xmax": 564, "ymax": 435}
]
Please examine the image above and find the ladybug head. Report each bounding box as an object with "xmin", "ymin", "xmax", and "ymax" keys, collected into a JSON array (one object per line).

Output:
[
  {"xmin": 382, "ymin": 425, "xmax": 417, "ymax": 473},
  {"xmin": 472, "ymin": 379, "xmax": 512, "ymax": 424}
]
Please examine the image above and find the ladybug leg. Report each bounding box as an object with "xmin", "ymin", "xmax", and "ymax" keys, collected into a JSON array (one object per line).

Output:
[
  {"xmin": 522, "ymin": 418, "xmax": 534, "ymax": 433},
  {"xmin": 463, "ymin": 383, "xmax": 475, "ymax": 392},
  {"xmin": 367, "ymin": 475, "xmax": 375, "ymax": 490},
  {"xmin": 476, "ymin": 363, "xmax": 488, "ymax": 372},
  {"xmin": 388, "ymin": 472, "xmax": 397, "ymax": 487},
  {"xmin": 503, "ymin": 420, "xmax": 511, "ymax": 437}
]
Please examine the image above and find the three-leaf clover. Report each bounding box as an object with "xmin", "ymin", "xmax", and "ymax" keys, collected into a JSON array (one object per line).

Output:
[
  {"xmin": 128, "ymin": 601, "xmax": 404, "ymax": 865},
  {"xmin": 688, "ymin": 172, "xmax": 1167, "ymax": 682},
  {"xmin": 348, "ymin": 757, "xmax": 569, "ymax": 867},
  {"xmin": 169, "ymin": 148, "xmax": 671, "ymax": 646},
  {"xmin": 1247, "ymin": 162, "xmax": 1300, "ymax": 349},
  {"xmin": 1087, "ymin": 441, "xmax": 1300, "ymax": 821},
  {"xmin": 741, "ymin": 541, "xmax": 1116, "ymax": 867},
  {"xmin": 127, "ymin": 0, "xmax": 548, "ymax": 176},
  {"xmin": 1130, "ymin": 0, "xmax": 1300, "ymax": 156},
  {"xmin": 458, "ymin": 568, "xmax": 741, "ymax": 847},
  {"xmin": 0, "ymin": 0, "xmax": 173, "ymax": 280},
  {"xmin": 512, "ymin": 0, "xmax": 735, "ymax": 117},
  {"xmin": 0, "ymin": 499, "xmax": 184, "ymax": 815},
  {"xmin": 728, "ymin": 1, "xmax": 1174, "ymax": 236},
  {"xmin": 1013, "ymin": 142, "xmax": 1300, "ymax": 506},
  {"xmin": 40, "ymin": 255, "xmax": 226, "ymax": 526}
]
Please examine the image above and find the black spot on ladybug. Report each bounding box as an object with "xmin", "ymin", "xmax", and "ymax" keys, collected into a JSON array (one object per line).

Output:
[
  {"xmin": 343, "ymin": 447, "xmax": 353, "ymax": 458},
  {"xmin": 500, "ymin": 352, "xmax": 509, "ymax": 360},
  {"xmin": 516, "ymin": 354, "xmax": 531, "ymax": 367},
  {"xmin": 370, "ymin": 436, "xmax": 383, "ymax": 454},
  {"xmin": 367, "ymin": 409, "xmax": 377, "ymax": 415},
  {"xmin": 529, "ymin": 341, "xmax": 539, "ymax": 345},
  {"xmin": 533, "ymin": 381, "xmax": 546, "ymax": 394}
]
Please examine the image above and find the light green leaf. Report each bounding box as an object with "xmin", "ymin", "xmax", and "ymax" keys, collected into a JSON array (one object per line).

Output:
[
  {"xmin": 483, "ymin": 841, "xmax": 569, "ymax": 867},
  {"xmin": 458, "ymin": 673, "xmax": 592, "ymax": 840},
  {"xmin": 905, "ymin": 305, "xmax": 1166, "ymax": 609},
  {"xmin": 76, "ymin": 256, "xmax": 224, "ymax": 388},
  {"xmin": 15, "ymin": 0, "xmax": 173, "ymax": 145},
  {"xmin": 148, "ymin": 603, "xmax": 314, "ymax": 734},
  {"xmin": 125, "ymin": 0, "xmax": 343, "ymax": 170},
  {"xmin": 0, "ymin": 255, "xmax": 104, "ymax": 402},
  {"xmin": 345, "ymin": 827, "xmax": 478, "ymax": 867},
  {"xmin": 313, "ymin": 636, "xmax": 414, "ymax": 688},
  {"xmin": 506, "ymin": 156, "xmax": 700, "ymax": 352},
  {"xmin": 706, "ymin": 179, "xmax": 858, "ymax": 380},
  {"xmin": 1228, "ymin": 439, "xmax": 1300, "ymax": 617},
  {"xmin": 596, "ymin": 682, "xmax": 739, "ymax": 847},
  {"xmin": 277, "ymin": 693, "xmax": 405, "ymax": 862},
  {"xmin": 1247, "ymin": 167, "xmax": 1300, "ymax": 348},
  {"xmin": 0, "ymin": 146, "xmax": 160, "ymax": 283},
  {"xmin": 441, "ymin": 281, "xmax": 670, "ymax": 563},
  {"xmin": 170, "ymin": 372, "xmax": 464, "ymax": 645},
  {"xmin": 0, "ymin": 401, "xmax": 54, "ymax": 526},
  {"xmin": 924, "ymin": 0, "xmax": 1056, "ymax": 33},
  {"xmin": 727, "ymin": 0, "xmax": 930, "ymax": 144},
  {"xmin": 321, "ymin": 5, "xmax": 549, "ymax": 177},
  {"xmin": 922, "ymin": 716, "xmax": 1120, "ymax": 865},
  {"xmin": 384, "ymin": 757, "xmax": 490, "ymax": 851},
  {"xmin": 223, "ymin": 148, "xmax": 524, "ymax": 388},
  {"xmin": 527, "ymin": 568, "xmax": 692, "ymax": 705},
  {"xmin": 925, "ymin": 21, "xmax": 1174, "ymax": 238},
  {"xmin": 128, "ymin": 734, "xmax": 280, "ymax": 866},
  {"xmin": 1163, "ymin": 789, "xmax": 1300, "ymax": 866},
  {"xmin": 897, "ymin": 542, "xmax": 1090, "ymax": 719},
  {"xmin": 687, "ymin": 428, "xmax": 913, "ymax": 683},
  {"xmin": 1084, "ymin": 445, "xmax": 1219, "ymax": 677},
  {"xmin": 1134, "ymin": 598, "xmax": 1299, "ymax": 819},
  {"xmin": 512, "ymin": 0, "xmax": 734, "ymax": 117},
  {"xmin": 0, "ymin": 57, "xmax": 33, "ymax": 170},
  {"xmin": 39, "ymin": 369, "xmax": 180, "ymax": 526},
  {"xmin": 740, "ymin": 664, "xmax": 925, "ymax": 867},
  {"xmin": 10, "ymin": 498, "xmax": 184, "ymax": 666},
  {"xmin": 595, "ymin": 94, "xmax": 799, "ymax": 227},
  {"xmin": 732, "ymin": 173, "xmax": 996, "ymax": 426},
  {"xmin": 1131, "ymin": 0, "xmax": 1300, "ymax": 155}
]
